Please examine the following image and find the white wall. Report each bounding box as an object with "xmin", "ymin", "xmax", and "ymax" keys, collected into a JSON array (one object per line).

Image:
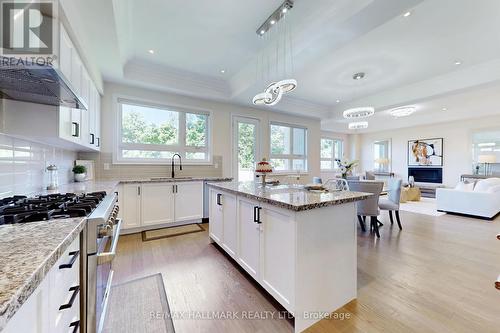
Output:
[
  {"xmin": 99, "ymin": 82, "xmax": 321, "ymax": 181},
  {"xmin": 357, "ymin": 115, "xmax": 500, "ymax": 187}
]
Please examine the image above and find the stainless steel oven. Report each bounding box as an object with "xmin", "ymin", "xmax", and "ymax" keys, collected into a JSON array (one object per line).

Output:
[{"xmin": 82, "ymin": 193, "xmax": 122, "ymax": 333}]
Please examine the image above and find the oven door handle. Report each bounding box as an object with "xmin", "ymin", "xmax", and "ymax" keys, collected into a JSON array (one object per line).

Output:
[{"xmin": 97, "ymin": 218, "xmax": 123, "ymax": 265}]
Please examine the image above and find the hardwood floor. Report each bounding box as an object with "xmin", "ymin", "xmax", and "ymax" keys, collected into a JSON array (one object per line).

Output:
[{"xmin": 111, "ymin": 211, "xmax": 500, "ymax": 333}]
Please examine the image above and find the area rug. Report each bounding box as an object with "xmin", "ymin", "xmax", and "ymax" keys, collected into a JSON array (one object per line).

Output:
[
  {"xmin": 102, "ymin": 273, "xmax": 175, "ymax": 333},
  {"xmin": 142, "ymin": 223, "xmax": 204, "ymax": 241},
  {"xmin": 399, "ymin": 197, "xmax": 446, "ymax": 217}
]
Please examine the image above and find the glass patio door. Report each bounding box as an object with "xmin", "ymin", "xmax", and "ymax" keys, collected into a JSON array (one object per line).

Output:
[{"xmin": 233, "ymin": 116, "xmax": 260, "ymax": 182}]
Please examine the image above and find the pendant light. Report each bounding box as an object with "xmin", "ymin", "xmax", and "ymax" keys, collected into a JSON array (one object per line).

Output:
[{"xmin": 252, "ymin": 0, "xmax": 296, "ymax": 106}]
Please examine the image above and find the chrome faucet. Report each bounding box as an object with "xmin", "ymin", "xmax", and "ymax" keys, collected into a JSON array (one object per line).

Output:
[{"xmin": 171, "ymin": 153, "xmax": 182, "ymax": 178}]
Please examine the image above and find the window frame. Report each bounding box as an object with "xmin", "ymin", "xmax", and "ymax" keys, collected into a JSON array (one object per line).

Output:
[
  {"xmin": 269, "ymin": 121, "xmax": 308, "ymax": 173},
  {"xmin": 320, "ymin": 137, "xmax": 343, "ymax": 171},
  {"xmin": 114, "ymin": 97, "xmax": 212, "ymax": 165}
]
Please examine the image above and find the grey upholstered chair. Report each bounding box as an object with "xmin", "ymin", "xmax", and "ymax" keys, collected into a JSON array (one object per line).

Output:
[
  {"xmin": 378, "ymin": 178, "xmax": 403, "ymax": 230},
  {"xmin": 348, "ymin": 180, "xmax": 384, "ymax": 238},
  {"xmin": 346, "ymin": 175, "xmax": 361, "ymax": 181},
  {"xmin": 324, "ymin": 178, "xmax": 349, "ymax": 191},
  {"xmin": 365, "ymin": 171, "xmax": 376, "ymax": 180}
]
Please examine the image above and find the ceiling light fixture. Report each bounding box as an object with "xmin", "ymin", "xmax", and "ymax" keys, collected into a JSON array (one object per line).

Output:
[
  {"xmin": 353, "ymin": 72, "xmax": 365, "ymax": 80},
  {"xmin": 478, "ymin": 142, "xmax": 496, "ymax": 147},
  {"xmin": 343, "ymin": 106, "xmax": 375, "ymax": 119},
  {"xmin": 442, "ymin": 107, "xmax": 448, "ymax": 111},
  {"xmin": 148, "ymin": 49, "xmax": 155, "ymax": 54},
  {"xmin": 253, "ymin": 0, "xmax": 296, "ymax": 106},
  {"xmin": 403, "ymin": 11, "xmax": 411, "ymax": 17},
  {"xmin": 348, "ymin": 121, "xmax": 368, "ymax": 130},
  {"xmin": 336, "ymin": 99, "xmax": 341, "ymax": 103},
  {"xmin": 454, "ymin": 61, "xmax": 462, "ymax": 65},
  {"xmin": 255, "ymin": 0, "xmax": 294, "ymax": 35},
  {"xmin": 220, "ymin": 69, "xmax": 226, "ymax": 74},
  {"xmin": 389, "ymin": 106, "xmax": 416, "ymax": 118}
]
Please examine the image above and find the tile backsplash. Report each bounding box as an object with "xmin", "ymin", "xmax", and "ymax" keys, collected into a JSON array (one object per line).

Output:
[
  {"xmin": 77, "ymin": 152, "xmax": 223, "ymax": 180},
  {"xmin": 0, "ymin": 133, "xmax": 77, "ymax": 198}
]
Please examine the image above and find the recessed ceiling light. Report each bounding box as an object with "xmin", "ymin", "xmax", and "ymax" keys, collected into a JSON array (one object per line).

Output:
[
  {"xmin": 270, "ymin": 20, "xmax": 276, "ymax": 25},
  {"xmin": 389, "ymin": 106, "xmax": 416, "ymax": 117},
  {"xmin": 148, "ymin": 49, "xmax": 155, "ymax": 54},
  {"xmin": 403, "ymin": 11, "xmax": 411, "ymax": 17},
  {"xmin": 442, "ymin": 107, "xmax": 448, "ymax": 111},
  {"xmin": 454, "ymin": 61, "xmax": 462, "ymax": 65},
  {"xmin": 220, "ymin": 69, "xmax": 225, "ymax": 74},
  {"xmin": 260, "ymin": 29, "xmax": 265, "ymax": 35},
  {"xmin": 282, "ymin": 7, "xmax": 288, "ymax": 13},
  {"xmin": 336, "ymin": 99, "xmax": 341, "ymax": 103},
  {"xmin": 353, "ymin": 72, "xmax": 365, "ymax": 80}
]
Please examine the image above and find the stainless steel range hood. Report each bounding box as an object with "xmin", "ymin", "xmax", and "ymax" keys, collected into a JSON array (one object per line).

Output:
[{"xmin": 0, "ymin": 56, "xmax": 88, "ymax": 110}]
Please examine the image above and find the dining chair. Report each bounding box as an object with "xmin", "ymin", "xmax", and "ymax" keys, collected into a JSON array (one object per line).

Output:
[
  {"xmin": 378, "ymin": 178, "xmax": 403, "ymax": 230},
  {"xmin": 324, "ymin": 178, "xmax": 349, "ymax": 191},
  {"xmin": 365, "ymin": 171, "xmax": 376, "ymax": 180},
  {"xmin": 348, "ymin": 180, "xmax": 384, "ymax": 238}
]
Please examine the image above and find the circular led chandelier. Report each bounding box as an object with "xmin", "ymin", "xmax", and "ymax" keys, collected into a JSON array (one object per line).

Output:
[
  {"xmin": 343, "ymin": 106, "xmax": 375, "ymax": 119},
  {"xmin": 389, "ymin": 106, "xmax": 416, "ymax": 118},
  {"xmin": 348, "ymin": 121, "xmax": 369, "ymax": 130},
  {"xmin": 252, "ymin": 1, "xmax": 297, "ymax": 106}
]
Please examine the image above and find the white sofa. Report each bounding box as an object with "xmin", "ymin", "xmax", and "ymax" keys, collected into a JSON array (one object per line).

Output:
[{"xmin": 436, "ymin": 178, "xmax": 500, "ymax": 220}]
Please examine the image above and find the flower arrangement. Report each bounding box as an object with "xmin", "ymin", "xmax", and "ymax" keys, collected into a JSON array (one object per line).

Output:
[{"xmin": 335, "ymin": 158, "xmax": 358, "ymax": 179}]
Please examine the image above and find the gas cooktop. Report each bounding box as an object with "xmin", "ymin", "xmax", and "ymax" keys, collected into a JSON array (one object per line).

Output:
[{"xmin": 0, "ymin": 191, "xmax": 107, "ymax": 225}]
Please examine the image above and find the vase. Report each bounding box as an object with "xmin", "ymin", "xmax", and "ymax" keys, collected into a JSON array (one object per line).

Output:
[{"xmin": 74, "ymin": 173, "xmax": 86, "ymax": 182}]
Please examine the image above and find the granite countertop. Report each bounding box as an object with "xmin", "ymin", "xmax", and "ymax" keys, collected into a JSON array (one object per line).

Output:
[
  {"xmin": 207, "ymin": 181, "xmax": 372, "ymax": 212},
  {"xmin": 0, "ymin": 217, "xmax": 86, "ymax": 330},
  {"xmin": 119, "ymin": 177, "xmax": 232, "ymax": 184}
]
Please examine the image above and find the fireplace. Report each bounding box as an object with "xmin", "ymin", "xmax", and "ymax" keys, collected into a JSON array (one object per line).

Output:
[{"xmin": 408, "ymin": 167, "xmax": 443, "ymax": 184}]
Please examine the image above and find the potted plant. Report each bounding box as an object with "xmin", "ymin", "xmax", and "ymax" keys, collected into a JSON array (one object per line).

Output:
[
  {"xmin": 72, "ymin": 165, "xmax": 87, "ymax": 182},
  {"xmin": 335, "ymin": 158, "xmax": 359, "ymax": 179}
]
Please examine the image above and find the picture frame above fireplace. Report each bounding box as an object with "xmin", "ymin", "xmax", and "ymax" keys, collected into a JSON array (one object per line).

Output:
[{"xmin": 408, "ymin": 138, "xmax": 443, "ymax": 166}]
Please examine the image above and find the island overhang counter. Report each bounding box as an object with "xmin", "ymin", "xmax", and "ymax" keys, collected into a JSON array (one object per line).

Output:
[{"xmin": 207, "ymin": 181, "xmax": 372, "ymax": 332}]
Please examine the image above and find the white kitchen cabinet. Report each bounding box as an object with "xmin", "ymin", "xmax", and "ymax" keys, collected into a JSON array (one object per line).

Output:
[
  {"xmin": 59, "ymin": 26, "xmax": 73, "ymax": 82},
  {"xmin": 121, "ymin": 184, "xmax": 142, "ymax": 229},
  {"xmin": 95, "ymin": 90, "xmax": 101, "ymax": 150},
  {"xmin": 3, "ymin": 237, "xmax": 80, "ymax": 333},
  {"xmin": 221, "ymin": 192, "xmax": 237, "ymax": 258},
  {"xmin": 120, "ymin": 181, "xmax": 205, "ymax": 231},
  {"xmin": 209, "ymin": 189, "xmax": 223, "ymax": 243},
  {"xmin": 3, "ymin": 278, "xmax": 50, "ymax": 333},
  {"xmin": 237, "ymin": 197, "xmax": 261, "ymax": 280},
  {"xmin": 141, "ymin": 183, "xmax": 175, "ymax": 226},
  {"xmin": 260, "ymin": 205, "xmax": 295, "ymax": 310},
  {"xmin": 175, "ymin": 181, "xmax": 203, "ymax": 222}
]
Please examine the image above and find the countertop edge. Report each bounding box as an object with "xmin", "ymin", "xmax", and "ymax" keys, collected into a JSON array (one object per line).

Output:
[
  {"xmin": 207, "ymin": 182, "xmax": 372, "ymax": 212},
  {"xmin": 0, "ymin": 217, "xmax": 86, "ymax": 330}
]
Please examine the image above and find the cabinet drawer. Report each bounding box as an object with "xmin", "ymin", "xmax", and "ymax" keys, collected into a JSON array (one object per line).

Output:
[{"xmin": 52, "ymin": 292, "xmax": 80, "ymax": 333}]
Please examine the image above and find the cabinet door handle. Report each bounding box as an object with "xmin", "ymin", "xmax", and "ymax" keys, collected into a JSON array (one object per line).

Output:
[
  {"xmin": 69, "ymin": 320, "xmax": 80, "ymax": 333},
  {"xmin": 257, "ymin": 207, "xmax": 262, "ymax": 224},
  {"xmin": 173, "ymin": 185, "xmax": 176, "ymax": 194},
  {"xmin": 59, "ymin": 250, "xmax": 79, "ymax": 269},
  {"xmin": 138, "ymin": 186, "xmax": 141, "ymax": 195},
  {"xmin": 90, "ymin": 133, "xmax": 95, "ymax": 144},
  {"xmin": 176, "ymin": 185, "xmax": 178, "ymax": 193},
  {"xmin": 253, "ymin": 206, "xmax": 258, "ymax": 223},
  {"xmin": 59, "ymin": 285, "xmax": 80, "ymax": 310},
  {"xmin": 97, "ymin": 137, "xmax": 100, "ymax": 147},
  {"xmin": 71, "ymin": 122, "xmax": 80, "ymax": 137},
  {"xmin": 216, "ymin": 193, "xmax": 222, "ymax": 206}
]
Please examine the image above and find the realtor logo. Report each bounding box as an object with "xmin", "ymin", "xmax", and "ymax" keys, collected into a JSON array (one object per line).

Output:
[{"xmin": 1, "ymin": 0, "xmax": 54, "ymax": 55}]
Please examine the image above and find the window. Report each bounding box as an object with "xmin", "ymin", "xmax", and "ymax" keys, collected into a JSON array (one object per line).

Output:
[
  {"xmin": 116, "ymin": 100, "xmax": 210, "ymax": 163},
  {"xmin": 270, "ymin": 123, "xmax": 307, "ymax": 172},
  {"xmin": 373, "ymin": 140, "xmax": 390, "ymax": 172},
  {"xmin": 320, "ymin": 138, "xmax": 343, "ymax": 170}
]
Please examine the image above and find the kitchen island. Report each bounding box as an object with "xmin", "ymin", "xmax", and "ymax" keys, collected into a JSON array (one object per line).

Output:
[{"xmin": 207, "ymin": 181, "xmax": 371, "ymax": 333}]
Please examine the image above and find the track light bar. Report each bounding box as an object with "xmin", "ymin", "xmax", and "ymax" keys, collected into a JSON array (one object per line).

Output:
[{"xmin": 256, "ymin": 0, "xmax": 294, "ymax": 36}]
